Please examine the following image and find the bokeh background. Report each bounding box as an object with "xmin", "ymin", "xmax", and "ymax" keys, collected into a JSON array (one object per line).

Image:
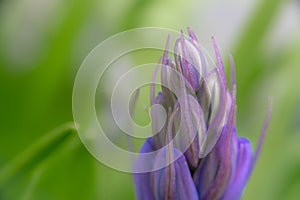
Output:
[{"xmin": 0, "ymin": 0, "xmax": 300, "ymax": 199}]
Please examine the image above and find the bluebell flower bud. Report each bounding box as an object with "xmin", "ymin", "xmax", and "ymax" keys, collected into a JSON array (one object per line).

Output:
[{"xmin": 133, "ymin": 28, "xmax": 272, "ymax": 200}]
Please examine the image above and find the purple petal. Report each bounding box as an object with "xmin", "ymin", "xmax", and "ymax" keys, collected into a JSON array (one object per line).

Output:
[
  {"xmin": 133, "ymin": 138, "xmax": 156, "ymax": 200},
  {"xmin": 252, "ymin": 99, "xmax": 272, "ymax": 168},
  {"xmin": 187, "ymin": 27, "xmax": 199, "ymax": 43},
  {"xmin": 151, "ymin": 61, "xmax": 161, "ymax": 106},
  {"xmin": 228, "ymin": 54, "xmax": 236, "ymax": 91},
  {"xmin": 223, "ymin": 138, "xmax": 253, "ymax": 200},
  {"xmin": 193, "ymin": 125, "xmax": 238, "ymax": 200},
  {"xmin": 151, "ymin": 147, "xmax": 199, "ymax": 200}
]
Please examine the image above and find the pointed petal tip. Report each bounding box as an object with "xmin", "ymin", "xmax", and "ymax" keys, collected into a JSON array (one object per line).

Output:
[
  {"xmin": 253, "ymin": 98, "xmax": 273, "ymax": 166},
  {"xmin": 150, "ymin": 61, "xmax": 161, "ymax": 105},
  {"xmin": 163, "ymin": 35, "xmax": 170, "ymax": 64},
  {"xmin": 187, "ymin": 27, "xmax": 198, "ymax": 42},
  {"xmin": 211, "ymin": 36, "xmax": 226, "ymax": 87},
  {"xmin": 211, "ymin": 36, "xmax": 218, "ymax": 48},
  {"xmin": 229, "ymin": 53, "xmax": 236, "ymax": 90}
]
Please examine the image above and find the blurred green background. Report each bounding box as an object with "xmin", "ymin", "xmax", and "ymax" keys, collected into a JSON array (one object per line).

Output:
[{"xmin": 0, "ymin": 0, "xmax": 300, "ymax": 199}]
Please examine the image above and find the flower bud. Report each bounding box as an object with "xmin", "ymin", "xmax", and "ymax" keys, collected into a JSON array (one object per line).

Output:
[{"xmin": 133, "ymin": 28, "xmax": 272, "ymax": 200}]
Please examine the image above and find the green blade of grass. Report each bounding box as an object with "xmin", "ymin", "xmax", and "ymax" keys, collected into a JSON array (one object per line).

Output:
[{"xmin": 0, "ymin": 122, "xmax": 76, "ymax": 187}]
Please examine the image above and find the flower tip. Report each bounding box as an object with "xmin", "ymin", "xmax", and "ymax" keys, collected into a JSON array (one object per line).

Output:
[
  {"xmin": 187, "ymin": 27, "xmax": 199, "ymax": 42},
  {"xmin": 267, "ymin": 97, "xmax": 273, "ymax": 112},
  {"xmin": 163, "ymin": 35, "xmax": 171, "ymax": 64},
  {"xmin": 229, "ymin": 53, "xmax": 236, "ymax": 89},
  {"xmin": 211, "ymin": 35, "xmax": 216, "ymax": 44},
  {"xmin": 252, "ymin": 98, "xmax": 273, "ymax": 168},
  {"xmin": 211, "ymin": 36, "xmax": 226, "ymax": 86},
  {"xmin": 180, "ymin": 29, "xmax": 184, "ymax": 34}
]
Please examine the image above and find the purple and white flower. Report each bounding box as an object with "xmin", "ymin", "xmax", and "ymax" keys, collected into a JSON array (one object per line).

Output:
[{"xmin": 133, "ymin": 28, "xmax": 271, "ymax": 200}]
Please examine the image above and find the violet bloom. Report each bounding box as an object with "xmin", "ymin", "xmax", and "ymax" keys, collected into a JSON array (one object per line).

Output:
[{"xmin": 133, "ymin": 28, "xmax": 271, "ymax": 200}]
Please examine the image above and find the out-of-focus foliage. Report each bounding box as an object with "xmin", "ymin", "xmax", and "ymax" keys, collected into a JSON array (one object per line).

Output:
[{"xmin": 0, "ymin": 0, "xmax": 299, "ymax": 199}]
